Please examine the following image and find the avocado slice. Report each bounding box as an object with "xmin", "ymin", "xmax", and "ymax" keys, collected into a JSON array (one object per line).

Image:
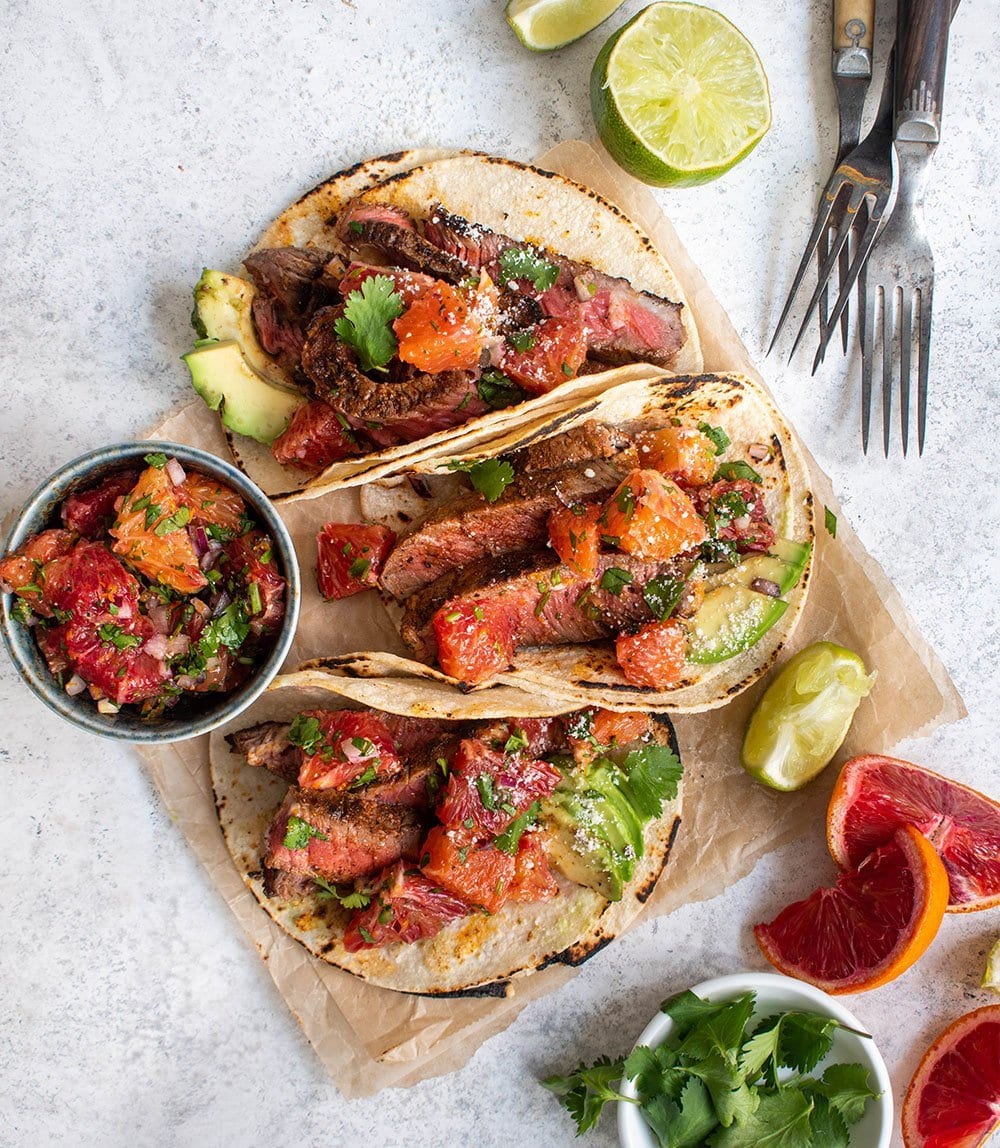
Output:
[
  {"xmin": 191, "ymin": 269, "xmax": 295, "ymax": 392},
  {"xmin": 710, "ymin": 538, "xmax": 812, "ymax": 597},
  {"xmin": 183, "ymin": 340, "xmax": 304, "ymax": 444},
  {"xmin": 685, "ymin": 584, "xmax": 789, "ymax": 665}
]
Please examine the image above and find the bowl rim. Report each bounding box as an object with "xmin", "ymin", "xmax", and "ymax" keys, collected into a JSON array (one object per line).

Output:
[
  {"xmin": 0, "ymin": 439, "xmax": 301, "ymax": 744},
  {"xmin": 616, "ymin": 971, "xmax": 893, "ymax": 1148}
]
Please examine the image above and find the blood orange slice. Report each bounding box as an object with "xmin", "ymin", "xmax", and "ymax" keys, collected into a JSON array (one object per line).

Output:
[
  {"xmin": 754, "ymin": 824, "xmax": 949, "ymax": 993},
  {"xmin": 828, "ymin": 755, "xmax": 1000, "ymax": 912},
  {"xmin": 902, "ymin": 1004, "xmax": 1000, "ymax": 1148}
]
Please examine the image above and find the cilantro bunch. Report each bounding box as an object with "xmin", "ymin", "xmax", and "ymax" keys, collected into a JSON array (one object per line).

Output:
[{"xmin": 543, "ymin": 989, "xmax": 880, "ymax": 1145}]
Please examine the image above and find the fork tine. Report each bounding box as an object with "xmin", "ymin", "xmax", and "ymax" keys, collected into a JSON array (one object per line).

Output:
[
  {"xmin": 768, "ymin": 182, "xmax": 847, "ymax": 354},
  {"xmin": 861, "ymin": 277, "xmax": 876, "ymax": 454},
  {"xmin": 917, "ymin": 282, "xmax": 933, "ymax": 455},
  {"xmin": 898, "ymin": 288, "xmax": 913, "ymax": 456},
  {"xmin": 838, "ymin": 221, "xmax": 852, "ymax": 353},
  {"xmin": 786, "ymin": 184, "xmax": 865, "ymax": 362},
  {"xmin": 882, "ymin": 286, "xmax": 897, "ymax": 458},
  {"xmin": 818, "ymin": 226, "xmax": 830, "ymax": 347}
]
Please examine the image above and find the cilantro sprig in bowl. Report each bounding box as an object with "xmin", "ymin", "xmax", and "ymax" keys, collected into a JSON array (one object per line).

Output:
[
  {"xmin": 0, "ymin": 441, "xmax": 299, "ymax": 743},
  {"xmin": 544, "ymin": 971, "xmax": 891, "ymax": 1146}
]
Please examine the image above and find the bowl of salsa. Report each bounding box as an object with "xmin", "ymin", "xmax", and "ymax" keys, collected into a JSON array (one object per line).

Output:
[{"xmin": 0, "ymin": 441, "xmax": 300, "ymax": 743}]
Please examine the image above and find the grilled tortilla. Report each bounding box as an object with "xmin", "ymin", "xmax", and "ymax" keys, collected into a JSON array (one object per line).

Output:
[
  {"xmin": 357, "ymin": 371, "xmax": 815, "ymax": 713},
  {"xmin": 201, "ymin": 151, "xmax": 701, "ymax": 500},
  {"xmin": 210, "ymin": 666, "xmax": 681, "ymax": 995}
]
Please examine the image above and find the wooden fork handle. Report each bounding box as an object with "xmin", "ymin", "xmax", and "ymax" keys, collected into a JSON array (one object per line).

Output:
[
  {"xmin": 896, "ymin": 0, "xmax": 958, "ymax": 142},
  {"xmin": 834, "ymin": 0, "xmax": 876, "ymax": 53}
]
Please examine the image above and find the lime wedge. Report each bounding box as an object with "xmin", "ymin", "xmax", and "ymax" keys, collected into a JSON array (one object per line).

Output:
[
  {"xmin": 741, "ymin": 642, "xmax": 876, "ymax": 792},
  {"xmin": 591, "ymin": 1, "xmax": 771, "ymax": 187},
  {"xmin": 506, "ymin": 0, "xmax": 626, "ymax": 51},
  {"xmin": 983, "ymin": 939, "xmax": 1000, "ymax": 994}
]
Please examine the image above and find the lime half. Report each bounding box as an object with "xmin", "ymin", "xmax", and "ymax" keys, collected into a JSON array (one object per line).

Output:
[
  {"xmin": 506, "ymin": 0, "xmax": 626, "ymax": 51},
  {"xmin": 983, "ymin": 939, "xmax": 1000, "ymax": 994},
  {"xmin": 741, "ymin": 642, "xmax": 876, "ymax": 792},
  {"xmin": 591, "ymin": 1, "xmax": 771, "ymax": 187}
]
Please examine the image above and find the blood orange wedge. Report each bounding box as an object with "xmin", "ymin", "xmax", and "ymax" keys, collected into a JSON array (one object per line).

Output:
[
  {"xmin": 754, "ymin": 824, "xmax": 949, "ymax": 994},
  {"xmin": 828, "ymin": 755, "xmax": 1000, "ymax": 912},
  {"xmin": 902, "ymin": 1004, "xmax": 1000, "ymax": 1148}
]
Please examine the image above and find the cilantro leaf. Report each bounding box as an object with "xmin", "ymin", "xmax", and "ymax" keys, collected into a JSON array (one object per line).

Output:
[
  {"xmin": 282, "ymin": 815, "xmax": 328, "ymax": 851},
  {"xmin": 709, "ymin": 1088, "xmax": 814, "ymax": 1147},
  {"xmin": 503, "ymin": 728, "xmax": 529, "ymax": 754},
  {"xmin": 807, "ymin": 1095, "xmax": 850, "ymax": 1148},
  {"xmin": 507, "ymin": 329, "xmax": 537, "ymax": 353},
  {"xmin": 645, "ymin": 1077, "xmax": 718, "ymax": 1148},
  {"xmin": 144, "ymin": 452, "xmax": 167, "ymax": 469},
  {"xmin": 600, "ymin": 567, "xmax": 634, "ymax": 595},
  {"xmin": 498, "ymin": 246, "xmax": 559, "ymax": 291},
  {"xmin": 287, "ymin": 714, "xmax": 327, "ymax": 756},
  {"xmin": 620, "ymin": 744, "xmax": 683, "ymax": 820},
  {"xmin": 642, "ymin": 575, "xmax": 684, "ymax": 621},
  {"xmin": 661, "ymin": 990, "xmax": 742, "ymax": 1039},
  {"xmin": 198, "ymin": 602, "xmax": 249, "ymax": 657},
  {"xmin": 698, "ymin": 422, "xmax": 731, "ymax": 456},
  {"xmin": 679, "ymin": 993, "xmax": 757, "ymax": 1068},
  {"xmin": 494, "ymin": 800, "xmax": 540, "ymax": 854},
  {"xmin": 475, "ymin": 774, "xmax": 498, "ymax": 811},
  {"xmin": 801, "ymin": 1063, "xmax": 880, "ymax": 1125},
  {"xmin": 775, "ymin": 1011, "xmax": 838, "ymax": 1075},
  {"xmin": 714, "ymin": 460, "xmax": 762, "ymax": 484},
  {"xmin": 541, "ymin": 1056, "xmax": 629, "ymax": 1136},
  {"xmin": 152, "ymin": 504, "xmax": 191, "ymax": 536},
  {"xmin": 334, "ymin": 275, "xmax": 404, "ymax": 373},
  {"xmin": 97, "ymin": 623, "xmax": 142, "ymax": 651},
  {"xmin": 446, "ymin": 457, "xmax": 515, "ymax": 503},
  {"xmin": 624, "ymin": 1043, "xmax": 682, "ymax": 1101},
  {"xmin": 349, "ymin": 763, "xmax": 379, "ymax": 789},
  {"xmin": 477, "ymin": 369, "xmax": 525, "ymax": 410},
  {"xmin": 312, "ymin": 876, "xmax": 372, "ymax": 910},
  {"xmin": 825, "ymin": 505, "xmax": 838, "ymax": 538}
]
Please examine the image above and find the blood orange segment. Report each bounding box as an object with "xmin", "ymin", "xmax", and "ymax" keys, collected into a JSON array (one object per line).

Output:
[
  {"xmin": 902, "ymin": 1004, "xmax": 1000, "ymax": 1148},
  {"xmin": 828, "ymin": 755, "xmax": 1000, "ymax": 912},
  {"xmin": 754, "ymin": 824, "xmax": 949, "ymax": 994},
  {"xmin": 177, "ymin": 471, "xmax": 245, "ymax": 531}
]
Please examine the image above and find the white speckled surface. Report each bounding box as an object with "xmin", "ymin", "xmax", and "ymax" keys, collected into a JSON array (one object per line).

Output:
[{"xmin": 2, "ymin": 2, "xmax": 998, "ymax": 1145}]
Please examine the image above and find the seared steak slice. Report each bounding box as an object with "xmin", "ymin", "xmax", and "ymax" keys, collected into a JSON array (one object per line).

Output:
[
  {"xmin": 336, "ymin": 199, "xmax": 469, "ymax": 282},
  {"xmin": 506, "ymin": 420, "xmax": 634, "ymax": 475},
  {"xmin": 243, "ymin": 247, "xmax": 332, "ymax": 366},
  {"xmin": 226, "ymin": 721, "xmax": 300, "ymax": 783},
  {"xmin": 402, "ymin": 550, "xmax": 694, "ymax": 661},
  {"xmin": 474, "ymin": 716, "xmax": 568, "ymax": 757},
  {"xmin": 360, "ymin": 736, "xmax": 455, "ymax": 808},
  {"xmin": 300, "ymin": 309, "xmax": 489, "ymax": 444},
  {"xmin": 379, "ymin": 713, "xmax": 456, "ymax": 755},
  {"xmin": 419, "ymin": 206, "xmax": 687, "ymax": 367},
  {"xmin": 262, "ymin": 787, "xmax": 422, "ymax": 894},
  {"xmin": 379, "ymin": 459, "xmax": 624, "ymax": 600}
]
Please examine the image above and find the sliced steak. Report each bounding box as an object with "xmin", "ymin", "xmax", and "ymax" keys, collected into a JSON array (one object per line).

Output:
[
  {"xmin": 402, "ymin": 550, "xmax": 694, "ymax": 661},
  {"xmin": 243, "ymin": 247, "xmax": 332, "ymax": 367},
  {"xmin": 226, "ymin": 721, "xmax": 300, "ymax": 784},
  {"xmin": 506, "ymin": 420, "xmax": 634, "ymax": 475},
  {"xmin": 262, "ymin": 788, "xmax": 423, "ymax": 895},
  {"xmin": 474, "ymin": 716, "xmax": 568, "ymax": 757},
  {"xmin": 300, "ymin": 308, "xmax": 488, "ymax": 444},
  {"xmin": 379, "ymin": 458, "xmax": 624, "ymax": 600},
  {"xmin": 336, "ymin": 199, "xmax": 469, "ymax": 281},
  {"xmin": 360, "ymin": 737, "xmax": 455, "ymax": 809},
  {"xmin": 420, "ymin": 205, "xmax": 687, "ymax": 367}
]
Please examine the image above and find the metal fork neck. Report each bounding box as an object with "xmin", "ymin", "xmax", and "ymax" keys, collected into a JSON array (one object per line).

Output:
[{"xmin": 833, "ymin": 45, "xmax": 873, "ymax": 78}]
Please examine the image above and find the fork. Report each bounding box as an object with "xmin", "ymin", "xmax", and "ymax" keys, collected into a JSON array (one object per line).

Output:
[
  {"xmin": 769, "ymin": 54, "xmax": 896, "ymax": 363},
  {"xmin": 854, "ymin": 0, "xmax": 955, "ymax": 455}
]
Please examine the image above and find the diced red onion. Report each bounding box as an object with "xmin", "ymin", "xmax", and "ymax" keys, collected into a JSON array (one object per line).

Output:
[
  {"xmin": 192, "ymin": 597, "xmax": 211, "ymax": 618},
  {"xmin": 733, "ymin": 515, "xmax": 751, "ymax": 531},
  {"xmin": 144, "ymin": 634, "xmax": 169, "ymax": 660},
  {"xmin": 97, "ymin": 698, "xmax": 120, "ymax": 714},
  {"xmin": 199, "ymin": 540, "xmax": 223, "ymax": 571},
  {"xmin": 341, "ymin": 739, "xmax": 376, "ymax": 764},
  {"xmin": 115, "ymin": 600, "xmax": 132, "ymax": 621},
  {"xmin": 165, "ymin": 458, "xmax": 186, "ymax": 486},
  {"xmin": 164, "ymin": 634, "xmax": 190, "ymax": 657},
  {"xmin": 65, "ymin": 674, "xmax": 87, "ymax": 696},
  {"xmin": 748, "ymin": 443, "xmax": 770, "ymax": 461},
  {"xmin": 147, "ymin": 602, "xmax": 170, "ymax": 633},
  {"xmin": 189, "ymin": 524, "xmax": 209, "ymax": 557},
  {"xmin": 210, "ymin": 590, "xmax": 231, "ymax": 618},
  {"xmin": 175, "ymin": 675, "xmax": 198, "ymax": 690},
  {"xmin": 484, "ymin": 335, "xmax": 505, "ymax": 368},
  {"xmin": 751, "ymin": 577, "xmax": 782, "ymax": 598}
]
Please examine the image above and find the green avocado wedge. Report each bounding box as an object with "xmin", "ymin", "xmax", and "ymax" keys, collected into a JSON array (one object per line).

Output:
[
  {"xmin": 183, "ymin": 340, "xmax": 305, "ymax": 445},
  {"xmin": 685, "ymin": 584, "xmax": 789, "ymax": 665}
]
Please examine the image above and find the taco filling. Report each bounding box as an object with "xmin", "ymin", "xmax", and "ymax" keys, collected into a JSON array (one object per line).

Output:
[
  {"xmin": 187, "ymin": 198, "xmax": 690, "ymax": 475},
  {"xmin": 227, "ymin": 704, "xmax": 682, "ymax": 951}
]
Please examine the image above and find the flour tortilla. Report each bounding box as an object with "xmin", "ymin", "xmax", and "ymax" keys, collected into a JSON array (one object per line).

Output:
[
  {"xmin": 210, "ymin": 666, "xmax": 682, "ymax": 995},
  {"xmin": 222, "ymin": 152, "xmax": 701, "ymax": 501},
  {"xmin": 357, "ymin": 371, "xmax": 815, "ymax": 714}
]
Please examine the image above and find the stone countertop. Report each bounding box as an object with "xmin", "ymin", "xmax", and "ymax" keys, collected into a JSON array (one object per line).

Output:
[{"xmin": 2, "ymin": 1, "xmax": 997, "ymax": 1145}]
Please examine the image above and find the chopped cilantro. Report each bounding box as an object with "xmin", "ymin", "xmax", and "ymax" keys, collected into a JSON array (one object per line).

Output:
[
  {"xmin": 825, "ymin": 506, "xmax": 838, "ymax": 538},
  {"xmin": 565, "ymin": 709, "xmax": 594, "ymax": 742},
  {"xmin": 504, "ymin": 728, "xmax": 529, "ymax": 754},
  {"xmin": 334, "ymin": 275, "xmax": 404, "ymax": 373},
  {"xmin": 378, "ymin": 905, "xmax": 393, "ymax": 926},
  {"xmin": 714, "ymin": 460, "xmax": 763, "ymax": 484},
  {"xmin": 620, "ymin": 744, "xmax": 683, "ymax": 819},
  {"xmin": 97, "ymin": 623, "xmax": 142, "ymax": 650},
  {"xmin": 494, "ymin": 800, "xmax": 540, "ymax": 854},
  {"xmin": 498, "ymin": 246, "xmax": 559, "ymax": 291},
  {"xmin": 358, "ymin": 926, "xmax": 377, "ymax": 945},
  {"xmin": 313, "ymin": 876, "xmax": 371, "ymax": 909},
  {"xmin": 348, "ymin": 220, "xmax": 364, "ymax": 235},
  {"xmin": 205, "ymin": 522, "xmax": 235, "ymax": 543},
  {"xmin": 700, "ymin": 537, "xmax": 740, "ymax": 565},
  {"xmin": 348, "ymin": 556, "xmax": 372, "ymax": 580},
  {"xmin": 144, "ymin": 452, "xmax": 167, "ymax": 469},
  {"xmin": 477, "ymin": 369, "xmax": 525, "ymax": 411},
  {"xmin": 446, "ymin": 457, "xmax": 515, "ymax": 503},
  {"xmin": 10, "ymin": 598, "xmax": 34, "ymax": 625},
  {"xmin": 282, "ymin": 815, "xmax": 328, "ymax": 850},
  {"xmin": 247, "ymin": 582, "xmax": 262, "ymax": 615},
  {"xmin": 198, "ymin": 602, "xmax": 250, "ymax": 656},
  {"xmin": 600, "ymin": 567, "xmax": 634, "ymax": 595},
  {"xmin": 698, "ymin": 422, "xmax": 731, "ymax": 456},
  {"xmin": 507, "ymin": 329, "xmax": 537, "ymax": 353},
  {"xmin": 152, "ymin": 505, "xmax": 192, "ymax": 536},
  {"xmin": 642, "ymin": 575, "xmax": 684, "ymax": 621},
  {"xmin": 288, "ymin": 714, "xmax": 327, "ymax": 756},
  {"xmin": 350, "ymin": 763, "xmax": 379, "ymax": 789},
  {"xmin": 144, "ymin": 503, "xmax": 163, "ymax": 529},
  {"xmin": 561, "ymin": 361, "xmax": 574, "ymax": 377},
  {"xmin": 712, "ymin": 490, "xmax": 749, "ymax": 522},
  {"xmin": 541, "ymin": 1057, "xmax": 627, "ymax": 1137},
  {"xmin": 476, "ymin": 774, "xmax": 498, "ymax": 811},
  {"xmin": 614, "ymin": 485, "xmax": 636, "ymax": 518}
]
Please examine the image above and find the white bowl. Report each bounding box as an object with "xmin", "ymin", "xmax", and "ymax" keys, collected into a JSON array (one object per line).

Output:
[{"xmin": 617, "ymin": 972, "xmax": 893, "ymax": 1148}]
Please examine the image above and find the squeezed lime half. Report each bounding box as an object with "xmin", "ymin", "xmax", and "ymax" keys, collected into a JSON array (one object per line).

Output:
[
  {"xmin": 983, "ymin": 939, "xmax": 1000, "ymax": 995},
  {"xmin": 591, "ymin": 1, "xmax": 771, "ymax": 187},
  {"xmin": 506, "ymin": 0, "xmax": 626, "ymax": 51},
  {"xmin": 741, "ymin": 641, "xmax": 876, "ymax": 792}
]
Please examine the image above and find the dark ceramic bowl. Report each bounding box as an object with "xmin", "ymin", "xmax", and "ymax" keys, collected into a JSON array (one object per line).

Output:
[{"xmin": 0, "ymin": 441, "xmax": 300, "ymax": 743}]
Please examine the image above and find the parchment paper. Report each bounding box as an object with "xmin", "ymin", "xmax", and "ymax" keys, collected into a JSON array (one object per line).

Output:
[{"xmin": 135, "ymin": 140, "xmax": 965, "ymax": 1096}]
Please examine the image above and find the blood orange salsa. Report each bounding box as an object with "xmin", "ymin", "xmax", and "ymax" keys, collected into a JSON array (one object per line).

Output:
[{"xmin": 0, "ymin": 453, "xmax": 288, "ymax": 720}]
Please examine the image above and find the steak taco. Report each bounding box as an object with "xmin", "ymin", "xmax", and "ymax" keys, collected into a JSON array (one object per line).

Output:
[
  {"xmin": 212, "ymin": 668, "xmax": 682, "ymax": 994},
  {"xmin": 316, "ymin": 371, "xmax": 814, "ymax": 712},
  {"xmin": 183, "ymin": 151, "xmax": 701, "ymax": 499}
]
